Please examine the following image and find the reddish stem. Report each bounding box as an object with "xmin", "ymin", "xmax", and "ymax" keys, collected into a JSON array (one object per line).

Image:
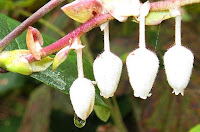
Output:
[
  {"xmin": 25, "ymin": 13, "xmax": 113, "ymax": 62},
  {"xmin": 9, "ymin": 0, "xmax": 200, "ymax": 62}
]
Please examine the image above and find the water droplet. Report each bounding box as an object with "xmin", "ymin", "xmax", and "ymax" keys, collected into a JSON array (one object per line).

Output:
[{"xmin": 74, "ymin": 114, "xmax": 86, "ymax": 128}]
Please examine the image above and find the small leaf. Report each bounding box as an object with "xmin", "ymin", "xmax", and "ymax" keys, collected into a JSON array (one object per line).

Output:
[
  {"xmin": 94, "ymin": 105, "xmax": 110, "ymax": 122},
  {"xmin": 61, "ymin": 0, "xmax": 102, "ymax": 23},
  {"xmin": 30, "ymin": 56, "xmax": 53, "ymax": 72}
]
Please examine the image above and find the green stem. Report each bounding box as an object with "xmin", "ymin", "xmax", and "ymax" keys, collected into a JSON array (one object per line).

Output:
[{"xmin": 106, "ymin": 97, "xmax": 128, "ymax": 132}]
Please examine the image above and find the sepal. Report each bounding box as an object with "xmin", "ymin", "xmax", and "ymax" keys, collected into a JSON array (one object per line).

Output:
[
  {"xmin": 53, "ymin": 46, "xmax": 70, "ymax": 70},
  {"xmin": 26, "ymin": 26, "xmax": 43, "ymax": 60}
]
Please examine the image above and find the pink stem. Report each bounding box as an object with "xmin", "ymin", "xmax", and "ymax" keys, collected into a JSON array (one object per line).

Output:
[
  {"xmin": 25, "ymin": 13, "xmax": 113, "ymax": 62},
  {"xmin": 21, "ymin": 0, "xmax": 200, "ymax": 62}
]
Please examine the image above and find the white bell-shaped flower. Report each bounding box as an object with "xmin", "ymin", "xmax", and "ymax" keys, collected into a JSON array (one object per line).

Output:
[
  {"xmin": 164, "ymin": 9, "xmax": 194, "ymax": 95},
  {"xmin": 93, "ymin": 51, "xmax": 123, "ymax": 98},
  {"xmin": 126, "ymin": 48, "xmax": 159, "ymax": 99},
  {"xmin": 164, "ymin": 45, "xmax": 194, "ymax": 95},
  {"xmin": 126, "ymin": 2, "xmax": 158, "ymax": 99},
  {"xmin": 70, "ymin": 78, "xmax": 95, "ymax": 120}
]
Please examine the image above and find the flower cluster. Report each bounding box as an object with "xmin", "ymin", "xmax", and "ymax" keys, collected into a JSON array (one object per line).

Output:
[{"xmin": 58, "ymin": 1, "xmax": 195, "ymax": 124}]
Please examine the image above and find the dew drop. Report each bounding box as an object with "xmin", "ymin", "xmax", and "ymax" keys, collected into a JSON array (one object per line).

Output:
[{"xmin": 74, "ymin": 114, "xmax": 86, "ymax": 128}]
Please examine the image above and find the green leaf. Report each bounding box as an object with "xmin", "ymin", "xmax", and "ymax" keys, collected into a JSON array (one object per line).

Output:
[
  {"xmin": 94, "ymin": 105, "xmax": 110, "ymax": 122},
  {"xmin": 0, "ymin": 117, "xmax": 22, "ymax": 132},
  {"xmin": 0, "ymin": 72, "xmax": 27, "ymax": 94},
  {"xmin": 0, "ymin": 13, "xmax": 109, "ymax": 111},
  {"xmin": 190, "ymin": 124, "xmax": 200, "ymax": 132}
]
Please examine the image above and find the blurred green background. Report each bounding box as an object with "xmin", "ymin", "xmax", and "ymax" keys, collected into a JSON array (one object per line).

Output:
[{"xmin": 1, "ymin": 0, "xmax": 200, "ymax": 132}]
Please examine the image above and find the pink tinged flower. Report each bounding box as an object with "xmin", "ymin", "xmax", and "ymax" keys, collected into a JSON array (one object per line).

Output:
[
  {"xmin": 126, "ymin": 48, "xmax": 159, "ymax": 99},
  {"xmin": 126, "ymin": 2, "xmax": 159, "ymax": 99},
  {"xmin": 164, "ymin": 45, "xmax": 194, "ymax": 95},
  {"xmin": 70, "ymin": 78, "xmax": 95, "ymax": 120},
  {"xmin": 26, "ymin": 26, "xmax": 43, "ymax": 60},
  {"xmin": 98, "ymin": 0, "xmax": 141, "ymax": 22},
  {"xmin": 93, "ymin": 51, "xmax": 123, "ymax": 99}
]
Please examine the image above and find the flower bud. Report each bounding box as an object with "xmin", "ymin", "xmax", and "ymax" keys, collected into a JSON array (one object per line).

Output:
[
  {"xmin": 61, "ymin": 0, "xmax": 102, "ymax": 23},
  {"xmin": 93, "ymin": 51, "xmax": 122, "ymax": 99},
  {"xmin": 164, "ymin": 45, "xmax": 194, "ymax": 95},
  {"xmin": 126, "ymin": 48, "xmax": 159, "ymax": 99},
  {"xmin": 70, "ymin": 78, "xmax": 95, "ymax": 120}
]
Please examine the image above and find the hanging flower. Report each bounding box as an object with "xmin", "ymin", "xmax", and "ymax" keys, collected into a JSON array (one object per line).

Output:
[
  {"xmin": 126, "ymin": 2, "xmax": 159, "ymax": 99},
  {"xmin": 93, "ymin": 51, "xmax": 122, "ymax": 98},
  {"xmin": 164, "ymin": 45, "xmax": 194, "ymax": 95},
  {"xmin": 126, "ymin": 48, "xmax": 159, "ymax": 99},
  {"xmin": 164, "ymin": 9, "xmax": 194, "ymax": 95},
  {"xmin": 93, "ymin": 22, "xmax": 123, "ymax": 98},
  {"xmin": 70, "ymin": 78, "xmax": 95, "ymax": 120}
]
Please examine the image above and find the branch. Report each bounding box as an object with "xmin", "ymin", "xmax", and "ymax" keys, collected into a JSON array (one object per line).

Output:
[
  {"xmin": 25, "ymin": 13, "xmax": 113, "ymax": 62},
  {"xmin": 2, "ymin": 0, "xmax": 200, "ymax": 62},
  {"xmin": 0, "ymin": 0, "xmax": 64, "ymax": 51}
]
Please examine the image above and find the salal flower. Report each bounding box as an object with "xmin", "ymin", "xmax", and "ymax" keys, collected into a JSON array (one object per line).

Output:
[
  {"xmin": 164, "ymin": 9, "xmax": 194, "ymax": 95},
  {"xmin": 93, "ymin": 22, "xmax": 122, "ymax": 98},
  {"xmin": 126, "ymin": 2, "xmax": 159, "ymax": 99},
  {"xmin": 70, "ymin": 78, "xmax": 95, "ymax": 120},
  {"xmin": 164, "ymin": 45, "xmax": 194, "ymax": 95},
  {"xmin": 98, "ymin": 0, "xmax": 141, "ymax": 22},
  {"xmin": 93, "ymin": 51, "xmax": 122, "ymax": 98},
  {"xmin": 70, "ymin": 38, "xmax": 95, "ymax": 121},
  {"xmin": 126, "ymin": 48, "xmax": 159, "ymax": 99}
]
